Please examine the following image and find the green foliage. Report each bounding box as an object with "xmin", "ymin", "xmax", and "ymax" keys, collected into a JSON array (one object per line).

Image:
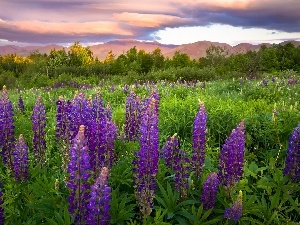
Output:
[
  {"xmin": 1, "ymin": 71, "xmax": 300, "ymax": 223},
  {"xmin": 110, "ymin": 188, "xmax": 136, "ymax": 224},
  {"xmin": 0, "ymin": 71, "xmax": 16, "ymax": 88}
]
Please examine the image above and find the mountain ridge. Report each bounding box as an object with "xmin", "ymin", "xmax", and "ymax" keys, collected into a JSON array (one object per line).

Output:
[{"xmin": 0, "ymin": 40, "xmax": 299, "ymax": 60}]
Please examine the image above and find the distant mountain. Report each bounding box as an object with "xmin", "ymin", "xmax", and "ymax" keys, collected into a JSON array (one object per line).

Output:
[
  {"xmin": 0, "ymin": 39, "xmax": 299, "ymax": 60},
  {"xmin": 164, "ymin": 41, "xmax": 232, "ymax": 59},
  {"xmin": 89, "ymin": 39, "xmax": 177, "ymax": 60}
]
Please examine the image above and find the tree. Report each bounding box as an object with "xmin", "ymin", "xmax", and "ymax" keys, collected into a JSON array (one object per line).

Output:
[
  {"xmin": 68, "ymin": 41, "xmax": 94, "ymax": 67},
  {"xmin": 48, "ymin": 49, "xmax": 68, "ymax": 70},
  {"xmin": 259, "ymin": 45, "xmax": 279, "ymax": 72},
  {"xmin": 151, "ymin": 47, "xmax": 165, "ymax": 70},
  {"xmin": 137, "ymin": 49, "xmax": 153, "ymax": 74},
  {"xmin": 170, "ymin": 51, "xmax": 191, "ymax": 68},
  {"xmin": 104, "ymin": 50, "xmax": 115, "ymax": 63}
]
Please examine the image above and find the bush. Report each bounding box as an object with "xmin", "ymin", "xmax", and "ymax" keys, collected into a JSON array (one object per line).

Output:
[{"xmin": 0, "ymin": 71, "xmax": 17, "ymax": 89}]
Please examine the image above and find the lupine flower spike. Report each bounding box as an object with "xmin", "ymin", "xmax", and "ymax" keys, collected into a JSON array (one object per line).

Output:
[
  {"xmin": 13, "ymin": 134, "xmax": 29, "ymax": 182},
  {"xmin": 56, "ymin": 96, "xmax": 71, "ymax": 172},
  {"xmin": 218, "ymin": 120, "xmax": 245, "ymax": 188},
  {"xmin": 125, "ymin": 89, "xmax": 141, "ymax": 141},
  {"xmin": 133, "ymin": 98, "xmax": 159, "ymax": 218},
  {"xmin": 18, "ymin": 94, "xmax": 25, "ymax": 113},
  {"xmin": 161, "ymin": 134, "xmax": 190, "ymax": 199},
  {"xmin": 0, "ymin": 85, "xmax": 15, "ymax": 171},
  {"xmin": 87, "ymin": 167, "xmax": 111, "ymax": 225},
  {"xmin": 224, "ymin": 190, "xmax": 243, "ymax": 222},
  {"xmin": 200, "ymin": 172, "xmax": 219, "ymax": 210},
  {"xmin": 67, "ymin": 125, "xmax": 91, "ymax": 224},
  {"xmin": 31, "ymin": 96, "xmax": 47, "ymax": 165},
  {"xmin": 69, "ymin": 92, "xmax": 92, "ymax": 140},
  {"xmin": 192, "ymin": 100, "xmax": 207, "ymax": 180},
  {"xmin": 283, "ymin": 123, "xmax": 300, "ymax": 182}
]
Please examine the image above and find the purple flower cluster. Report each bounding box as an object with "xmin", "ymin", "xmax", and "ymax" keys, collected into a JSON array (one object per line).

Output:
[
  {"xmin": 200, "ymin": 172, "xmax": 219, "ymax": 210},
  {"xmin": 192, "ymin": 100, "xmax": 207, "ymax": 180},
  {"xmin": 69, "ymin": 92, "xmax": 92, "ymax": 141},
  {"xmin": 56, "ymin": 96, "xmax": 71, "ymax": 143},
  {"xmin": 56, "ymin": 96, "xmax": 72, "ymax": 172},
  {"xmin": 87, "ymin": 167, "xmax": 111, "ymax": 225},
  {"xmin": 67, "ymin": 125, "xmax": 91, "ymax": 224},
  {"xmin": 31, "ymin": 96, "xmax": 47, "ymax": 165},
  {"xmin": 218, "ymin": 120, "xmax": 245, "ymax": 188},
  {"xmin": 0, "ymin": 85, "xmax": 15, "ymax": 171},
  {"xmin": 283, "ymin": 123, "xmax": 300, "ymax": 182},
  {"xmin": 89, "ymin": 92, "xmax": 106, "ymax": 175},
  {"xmin": 55, "ymin": 92, "xmax": 118, "ymax": 178},
  {"xmin": 224, "ymin": 190, "xmax": 243, "ymax": 222},
  {"xmin": 125, "ymin": 89, "xmax": 141, "ymax": 141},
  {"xmin": 13, "ymin": 134, "xmax": 29, "ymax": 182},
  {"xmin": 133, "ymin": 98, "xmax": 159, "ymax": 218},
  {"xmin": 161, "ymin": 134, "xmax": 190, "ymax": 198},
  {"xmin": 102, "ymin": 103, "xmax": 118, "ymax": 169},
  {"xmin": 18, "ymin": 94, "xmax": 25, "ymax": 113},
  {"xmin": 89, "ymin": 93, "xmax": 117, "ymax": 174}
]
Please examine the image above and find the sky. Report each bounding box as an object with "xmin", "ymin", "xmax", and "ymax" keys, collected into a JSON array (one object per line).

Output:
[{"xmin": 0, "ymin": 0, "xmax": 300, "ymax": 47}]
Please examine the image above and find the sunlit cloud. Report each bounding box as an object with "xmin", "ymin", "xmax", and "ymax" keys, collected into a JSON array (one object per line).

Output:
[
  {"xmin": 0, "ymin": 0, "xmax": 299, "ymax": 46},
  {"xmin": 154, "ymin": 24, "xmax": 300, "ymax": 46},
  {"xmin": 113, "ymin": 12, "xmax": 190, "ymax": 28}
]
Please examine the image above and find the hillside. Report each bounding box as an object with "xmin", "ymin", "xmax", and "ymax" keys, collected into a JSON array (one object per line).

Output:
[{"xmin": 0, "ymin": 40, "xmax": 299, "ymax": 60}]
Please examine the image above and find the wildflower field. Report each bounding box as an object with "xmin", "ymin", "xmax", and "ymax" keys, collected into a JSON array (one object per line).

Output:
[{"xmin": 1, "ymin": 76, "xmax": 300, "ymax": 224}]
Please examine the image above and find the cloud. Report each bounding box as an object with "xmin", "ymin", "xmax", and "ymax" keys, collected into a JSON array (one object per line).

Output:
[
  {"xmin": 0, "ymin": 19, "xmax": 132, "ymax": 44},
  {"xmin": 173, "ymin": 0, "xmax": 300, "ymax": 32},
  {"xmin": 113, "ymin": 12, "xmax": 190, "ymax": 28},
  {"xmin": 0, "ymin": 0, "xmax": 300, "ymax": 45}
]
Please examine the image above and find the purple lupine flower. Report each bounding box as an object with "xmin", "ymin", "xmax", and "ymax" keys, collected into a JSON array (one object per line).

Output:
[
  {"xmin": 218, "ymin": 121, "xmax": 245, "ymax": 188},
  {"xmin": 67, "ymin": 125, "xmax": 91, "ymax": 224},
  {"xmin": 31, "ymin": 96, "xmax": 47, "ymax": 165},
  {"xmin": 200, "ymin": 172, "xmax": 219, "ymax": 210},
  {"xmin": 13, "ymin": 134, "xmax": 29, "ymax": 182},
  {"xmin": 283, "ymin": 123, "xmax": 300, "ymax": 182},
  {"xmin": 161, "ymin": 134, "xmax": 180, "ymax": 169},
  {"xmin": 262, "ymin": 79, "xmax": 268, "ymax": 86},
  {"xmin": 69, "ymin": 92, "xmax": 92, "ymax": 141},
  {"xmin": 0, "ymin": 186, "xmax": 4, "ymax": 225},
  {"xmin": 56, "ymin": 96, "xmax": 72, "ymax": 172},
  {"xmin": 109, "ymin": 85, "xmax": 115, "ymax": 93},
  {"xmin": 88, "ymin": 92, "xmax": 106, "ymax": 176},
  {"xmin": 133, "ymin": 98, "xmax": 159, "ymax": 218},
  {"xmin": 89, "ymin": 93, "xmax": 117, "ymax": 174},
  {"xmin": 161, "ymin": 134, "xmax": 190, "ymax": 199},
  {"xmin": 125, "ymin": 89, "xmax": 141, "ymax": 141},
  {"xmin": 18, "ymin": 94, "xmax": 25, "ymax": 113},
  {"xmin": 174, "ymin": 152, "xmax": 190, "ymax": 199},
  {"xmin": 56, "ymin": 96, "xmax": 71, "ymax": 143},
  {"xmin": 0, "ymin": 85, "xmax": 15, "ymax": 171},
  {"xmin": 150, "ymin": 89, "xmax": 160, "ymax": 113},
  {"xmin": 124, "ymin": 84, "xmax": 130, "ymax": 94},
  {"xmin": 192, "ymin": 100, "xmax": 207, "ymax": 180},
  {"xmin": 87, "ymin": 167, "xmax": 111, "ymax": 225},
  {"xmin": 224, "ymin": 190, "xmax": 243, "ymax": 222},
  {"xmin": 103, "ymin": 103, "xmax": 118, "ymax": 168}
]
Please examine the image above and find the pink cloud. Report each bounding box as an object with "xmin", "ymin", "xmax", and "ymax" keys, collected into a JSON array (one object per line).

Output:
[
  {"xmin": 113, "ymin": 12, "xmax": 190, "ymax": 28},
  {"xmin": 0, "ymin": 19, "xmax": 132, "ymax": 36}
]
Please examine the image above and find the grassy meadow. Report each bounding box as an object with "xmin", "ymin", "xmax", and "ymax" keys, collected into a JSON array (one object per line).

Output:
[{"xmin": 1, "ymin": 76, "xmax": 300, "ymax": 224}]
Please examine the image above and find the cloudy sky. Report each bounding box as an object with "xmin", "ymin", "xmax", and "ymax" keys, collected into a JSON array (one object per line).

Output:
[{"xmin": 1, "ymin": 0, "xmax": 300, "ymax": 46}]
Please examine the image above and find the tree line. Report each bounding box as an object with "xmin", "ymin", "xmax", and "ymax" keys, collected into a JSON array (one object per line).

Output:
[{"xmin": 0, "ymin": 41, "xmax": 299, "ymax": 88}]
